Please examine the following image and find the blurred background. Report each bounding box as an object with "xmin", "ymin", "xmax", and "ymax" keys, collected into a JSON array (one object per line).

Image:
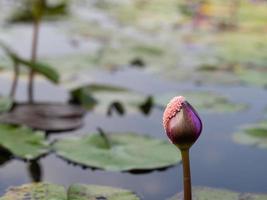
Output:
[{"xmin": 0, "ymin": 0, "xmax": 267, "ymax": 199}]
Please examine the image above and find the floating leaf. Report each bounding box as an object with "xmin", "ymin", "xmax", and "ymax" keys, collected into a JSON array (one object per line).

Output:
[
  {"xmin": 0, "ymin": 183, "xmax": 140, "ymax": 200},
  {"xmin": 0, "ymin": 103, "xmax": 85, "ymax": 132},
  {"xmin": 68, "ymin": 184, "xmax": 140, "ymax": 200},
  {"xmin": 233, "ymin": 121, "xmax": 267, "ymax": 149},
  {"xmin": 168, "ymin": 187, "xmax": 267, "ymax": 200},
  {"xmin": 155, "ymin": 91, "xmax": 247, "ymax": 113},
  {"xmin": 237, "ymin": 69, "xmax": 267, "ymax": 87},
  {"xmin": 0, "ymin": 125, "xmax": 49, "ymax": 160},
  {"xmin": 0, "ymin": 183, "xmax": 66, "ymax": 200},
  {"xmin": 54, "ymin": 132, "xmax": 181, "ymax": 171},
  {"xmin": 70, "ymin": 84, "xmax": 148, "ymax": 115},
  {"xmin": 0, "ymin": 97, "xmax": 13, "ymax": 113}
]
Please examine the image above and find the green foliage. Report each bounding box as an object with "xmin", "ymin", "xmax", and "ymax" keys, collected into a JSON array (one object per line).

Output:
[
  {"xmin": 169, "ymin": 187, "xmax": 267, "ymax": 200},
  {"xmin": 0, "ymin": 97, "xmax": 13, "ymax": 113},
  {"xmin": 0, "ymin": 41, "xmax": 59, "ymax": 83},
  {"xmin": 233, "ymin": 121, "xmax": 267, "ymax": 149},
  {"xmin": 17, "ymin": 57, "xmax": 59, "ymax": 83},
  {"xmin": 155, "ymin": 91, "xmax": 248, "ymax": 113},
  {"xmin": 0, "ymin": 183, "xmax": 140, "ymax": 200},
  {"xmin": 70, "ymin": 84, "xmax": 149, "ymax": 115},
  {"xmin": 0, "ymin": 183, "xmax": 66, "ymax": 200},
  {"xmin": 8, "ymin": 0, "xmax": 69, "ymax": 23},
  {"xmin": 68, "ymin": 184, "xmax": 140, "ymax": 200},
  {"xmin": 54, "ymin": 132, "xmax": 180, "ymax": 171},
  {"xmin": 0, "ymin": 125, "xmax": 49, "ymax": 160}
]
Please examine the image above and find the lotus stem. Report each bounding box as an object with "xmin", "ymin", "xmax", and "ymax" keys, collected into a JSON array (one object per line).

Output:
[
  {"xmin": 181, "ymin": 148, "xmax": 192, "ymax": 200},
  {"xmin": 9, "ymin": 61, "xmax": 19, "ymax": 99},
  {"xmin": 28, "ymin": 18, "xmax": 40, "ymax": 103}
]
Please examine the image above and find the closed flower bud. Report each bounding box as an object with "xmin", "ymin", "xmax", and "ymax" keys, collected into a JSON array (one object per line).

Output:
[{"xmin": 163, "ymin": 96, "xmax": 202, "ymax": 150}]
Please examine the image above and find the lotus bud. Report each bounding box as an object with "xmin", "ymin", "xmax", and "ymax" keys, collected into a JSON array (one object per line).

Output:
[{"xmin": 163, "ymin": 96, "xmax": 202, "ymax": 150}]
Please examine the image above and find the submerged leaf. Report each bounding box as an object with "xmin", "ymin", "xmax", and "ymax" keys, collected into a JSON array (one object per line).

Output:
[
  {"xmin": 68, "ymin": 184, "xmax": 140, "ymax": 200},
  {"xmin": 0, "ymin": 183, "xmax": 66, "ymax": 200},
  {"xmin": 155, "ymin": 91, "xmax": 247, "ymax": 113},
  {"xmin": 54, "ymin": 132, "xmax": 181, "ymax": 171},
  {"xmin": 0, "ymin": 183, "xmax": 140, "ymax": 200},
  {"xmin": 233, "ymin": 121, "xmax": 267, "ymax": 149},
  {"xmin": 169, "ymin": 187, "xmax": 267, "ymax": 200},
  {"xmin": 0, "ymin": 125, "xmax": 49, "ymax": 160}
]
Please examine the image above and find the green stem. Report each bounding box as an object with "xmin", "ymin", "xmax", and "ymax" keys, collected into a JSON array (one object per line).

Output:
[
  {"xmin": 181, "ymin": 148, "xmax": 192, "ymax": 200},
  {"xmin": 97, "ymin": 128, "xmax": 111, "ymax": 149},
  {"xmin": 28, "ymin": 18, "xmax": 40, "ymax": 103},
  {"xmin": 9, "ymin": 61, "xmax": 19, "ymax": 99}
]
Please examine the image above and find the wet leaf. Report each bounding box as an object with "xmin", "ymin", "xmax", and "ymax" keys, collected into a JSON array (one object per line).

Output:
[
  {"xmin": 0, "ymin": 103, "xmax": 85, "ymax": 133},
  {"xmin": 0, "ymin": 97, "xmax": 13, "ymax": 113},
  {"xmin": 233, "ymin": 121, "xmax": 267, "ymax": 149},
  {"xmin": 155, "ymin": 91, "xmax": 247, "ymax": 113},
  {"xmin": 54, "ymin": 132, "xmax": 181, "ymax": 171},
  {"xmin": 70, "ymin": 84, "xmax": 148, "ymax": 115},
  {"xmin": 0, "ymin": 125, "xmax": 49, "ymax": 160},
  {"xmin": 0, "ymin": 41, "xmax": 59, "ymax": 83},
  {"xmin": 17, "ymin": 57, "xmax": 60, "ymax": 84},
  {"xmin": 168, "ymin": 187, "xmax": 267, "ymax": 200},
  {"xmin": 0, "ymin": 183, "xmax": 140, "ymax": 200},
  {"xmin": 8, "ymin": 0, "xmax": 68, "ymax": 23},
  {"xmin": 68, "ymin": 184, "xmax": 140, "ymax": 200},
  {"xmin": 0, "ymin": 183, "xmax": 66, "ymax": 200}
]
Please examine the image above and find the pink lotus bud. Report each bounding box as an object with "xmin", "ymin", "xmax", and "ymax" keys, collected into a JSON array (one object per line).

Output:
[{"xmin": 163, "ymin": 96, "xmax": 202, "ymax": 149}]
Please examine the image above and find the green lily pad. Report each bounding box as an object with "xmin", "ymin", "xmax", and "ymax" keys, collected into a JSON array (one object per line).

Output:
[
  {"xmin": 0, "ymin": 97, "xmax": 13, "ymax": 113},
  {"xmin": 70, "ymin": 84, "xmax": 149, "ymax": 115},
  {"xmin": 155, "ymin": 91, "xmax": 247, "ymax": 113},
  {"xmin": 0, "ymin": 183, "xmax": 66, "ymax": 200},
  {"xmin": 54, "ymin": 132, "xmax": 181, "ymax": 171},
  {"xmin": 169, "ymin": 187, "xmax": 267, "ymax": 200},
  {"xmin": 68, "ymin": 184, "xmax": 140, "ymax": 200},
  {"xmin": 233, "ymin": 121, "xmax": 267, "ymax": 149},
  {"xmin": 0, "ymin": 124, "xmax": 49, "ymax": 160},
  {"xmin": 0, "ymin": 183, "xmax": 140, "ymax": 200},
  {"xmin": 237, "ymin": 69, "xmax": 267, "ymax": 87}
]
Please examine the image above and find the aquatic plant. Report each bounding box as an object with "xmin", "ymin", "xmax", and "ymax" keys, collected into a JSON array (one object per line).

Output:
[
  {"xmin": 163, "ymin": 96, "xmax": 202, "ymax": 200},
  {"xmin": 0, "ymin": 41, "xmax": 59, "ymax": 100}
]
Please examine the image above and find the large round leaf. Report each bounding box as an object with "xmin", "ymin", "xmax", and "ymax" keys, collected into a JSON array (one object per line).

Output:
[
  {"xmin": 233, "ymin": 121, "xmax": 267, "ymax": 149},
  {"xmin": 68, "ymin": 184, "xmax": 140, "ymax": 200},
  {"xmin": 168, "ymin": 187, "xmax": 267, "ymax": 200},
  {"xmin": 155, "ymin": 91, "xmax": 247, "ymax": 113},
  {"xmin": 0, "ymin": 125, "xmax": 49, "ymax": 160},
  {"xmin": 0, "ymin": 183, "xmax": 140, "ymax": 200},
  {"xmin": 54, "ymin": 132, "xmax": 181, "ymax": 171},
  {"xmin": 0, "ymin": 183, "xmax": 66, "ymax": 200}
]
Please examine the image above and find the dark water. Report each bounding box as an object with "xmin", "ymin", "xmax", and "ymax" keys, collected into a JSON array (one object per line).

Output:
[{"xmin": 0, "ymin": 69, "xmax": 267, "ymax": 200}]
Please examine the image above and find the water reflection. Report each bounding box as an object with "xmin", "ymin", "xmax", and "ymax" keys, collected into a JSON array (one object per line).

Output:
[
  {"xmin": 0, "ymin": 147, "xmax": 12, "ymax": 166},
  {"xmin": 28, "ymin": 160, "xmax": 42, "ymax": 182}
]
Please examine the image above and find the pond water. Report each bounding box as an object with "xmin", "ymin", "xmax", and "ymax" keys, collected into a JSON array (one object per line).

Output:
[
  {"xmin": 0, "ymin": 69, "xmax": 267, "ymax": 200},
  {"xmin": 0, "ymin": 0, "xmax": 267, "ymax": 199}
]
